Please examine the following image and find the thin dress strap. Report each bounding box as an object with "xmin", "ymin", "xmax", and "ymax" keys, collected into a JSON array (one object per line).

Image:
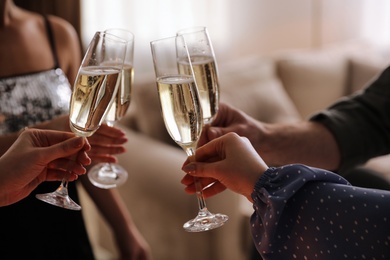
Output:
[{"xmin": 44, "ymin": 16, "xmax": 60, "ymax": 69}]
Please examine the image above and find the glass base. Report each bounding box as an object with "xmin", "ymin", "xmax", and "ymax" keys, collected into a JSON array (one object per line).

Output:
[
  {"xmin": 183, "ymin": 209, "xmax": 228, "ymax": 232},
  {"xmin": 88, "ymin": 163, "xmax": 128, "ymax": 189},
  {"xmin": 36, "ymin": 191, "xmax": 81, "ymax": 211}
]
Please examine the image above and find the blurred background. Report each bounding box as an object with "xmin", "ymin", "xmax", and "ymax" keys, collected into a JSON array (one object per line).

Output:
[
  {"xmin": 12, "ymin": 1, "xmax": 390, "ymax": 259},
  {"xmin": 15, "ymin": 0, "xmax": 390, "ymax": 76}
]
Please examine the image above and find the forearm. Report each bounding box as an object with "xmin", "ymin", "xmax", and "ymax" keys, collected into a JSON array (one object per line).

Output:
[
  {"xmin": 310, "ymin": 66, "xmax": 390, "ymax": 173},
  {"xmin": 259, "ymin": 121, "xmax": 341, "ymax": 171}
]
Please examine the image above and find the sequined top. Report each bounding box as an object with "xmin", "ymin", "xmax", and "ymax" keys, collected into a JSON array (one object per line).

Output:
[{"xmin": 0, "ymin": 68, "xmax": 71, "ymax": 133}]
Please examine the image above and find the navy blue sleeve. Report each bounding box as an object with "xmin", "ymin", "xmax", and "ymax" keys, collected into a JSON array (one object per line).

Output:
[{"xmin": 250, "ymin": 164, "xmax": 390, "ymax": 259}]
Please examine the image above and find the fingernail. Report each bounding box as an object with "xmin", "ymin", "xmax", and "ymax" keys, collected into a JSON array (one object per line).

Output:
[
  {"xmin": 72, "ymin": 137, "xmax": 84, "ymax": 148},
  {"xmin": 182, "ymin": 164, "xmax": 196, "ymax": 174},
  {"xmin": 208, "ymin": 128, "xmax": 217, "ymax": 138}
]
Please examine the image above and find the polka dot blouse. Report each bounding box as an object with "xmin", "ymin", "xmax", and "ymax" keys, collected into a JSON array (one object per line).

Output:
[{"xmin": 251, "ymin": 164, "xmax": 390, "ymax": 259}]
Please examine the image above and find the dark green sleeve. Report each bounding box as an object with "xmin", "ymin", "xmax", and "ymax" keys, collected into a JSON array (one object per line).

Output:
[{"xmin": 310, "ymin": 65, "xmax": 390, "ymax": 174}]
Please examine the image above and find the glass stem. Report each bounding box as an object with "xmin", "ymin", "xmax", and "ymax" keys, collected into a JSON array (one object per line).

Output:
[
  {"xmin": 105, "ymin": 121, "xmax": 116, "ymax": 171},
  {"xmin": 104, "ymin": 162, "xmax": 118, "ymax": 179},
  {"xmin": 186, "ymin": 148, "xmax": 208, "ymax": 212},
  {"xmin": 195, "ymin": 177, "xmax": 207, "ymax": 212},
  {"xmin": 56, "ymin": 147, "xmax": 81, "ymax": 196},
  {"xmin": 55, "ymin": 178, "xmax": 69, "ymax": 196}
]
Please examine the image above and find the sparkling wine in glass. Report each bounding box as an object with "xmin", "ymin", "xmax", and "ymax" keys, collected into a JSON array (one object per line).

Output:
[
  {"xmin": 88, "ymin": 28, "xmax": 135, "ymax": 189},
  {"xmin": 150, "ymin": 35, "xmax": 228, "ymax": 232},
  {"xmin": 35, "ymin": 31, "xmax": 126, "ymax": 210},
  {"xmin": 177, "ymin": 26, "xmax": 220, "ymax": 125}
]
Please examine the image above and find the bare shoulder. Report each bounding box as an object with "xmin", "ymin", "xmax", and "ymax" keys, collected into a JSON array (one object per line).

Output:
[
  {"xmin": 46, "ymin": 15, "xmax": 78, "ymax": 43},
  {"xmin": 46, "ymin": 15, "xmax": 81, "ymax": 83}
]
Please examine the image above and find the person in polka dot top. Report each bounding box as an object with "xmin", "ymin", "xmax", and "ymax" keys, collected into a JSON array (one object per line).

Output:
[
  {"xmin": 181, "ymin": 132, "xmax": 390, "ymax": 259},
  {"xmin": 182, "ymin": 65, "xmax": 390, "ymax": 259}
]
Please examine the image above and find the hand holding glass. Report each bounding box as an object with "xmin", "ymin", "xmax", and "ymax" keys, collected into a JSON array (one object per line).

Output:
[
  {"xmin": 150, "ymin": 35, "xmax": 228, "ymax": 232},
  {"xmin": 36, "ymin": 31, "xmax": 126, "ymax": 210},
  {"xmin": 88, "ymin": 28, "xmax": 135, "ymax": 189}
]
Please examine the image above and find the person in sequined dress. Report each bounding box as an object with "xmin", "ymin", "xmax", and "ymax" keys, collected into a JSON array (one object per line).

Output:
[{"xmin": 0, "ymin": 1, "xmax": 151, "ymax": 259}]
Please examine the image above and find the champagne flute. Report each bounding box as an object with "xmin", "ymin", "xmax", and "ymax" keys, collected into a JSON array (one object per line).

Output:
[
  {"xmin": 177, "ymin": 26, "xmax": 220, "ymax": 125},
  {"xmin": 150, "ymin": 35, "xmax": 228, "ymax": 232},
  {"xmin": 88, "ymin": 28, "xmax": 135, "ymax": 189},
  {"xmin": 36, "ymin": 31, "xmax": 126, "ymax": 210}
]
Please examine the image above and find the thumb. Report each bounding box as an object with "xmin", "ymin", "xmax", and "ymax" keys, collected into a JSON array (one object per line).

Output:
[
  {"xmin": 40, "ymin": 136, "xmax": 85, "ymax": 163},
  {"xmin": 182, "ymin": 161, "xmax": 222, "ymax": 180},
  {"xmin": 207, "ymin": 127, "xmax": 227, "ymax": 141}
]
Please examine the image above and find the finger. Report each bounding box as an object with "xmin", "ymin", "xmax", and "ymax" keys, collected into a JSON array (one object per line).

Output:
[
  {"xmin": 207, "ymin": 125, "xmax": 243, "ymax": 142},
  {"xmin": 181, "ymin": 173, "xmax": 195, "ymax": 185},
  {"xmin": 88, "ymin": 154, "xmax": 118, "ymax": 164},
  {"xmin": 206, "ymin": 127, "xmax": 227, "ymax": 141},
  {"xmin": 37, "ymin": 129, "xmax": 77, "ymax": 146},
  {"xmin": 45, "ymin": 170, "xmax": 80, "ymax": 182},
  {"xmin": 197, "ymin": 125, "xmax": 210, "ymax": 147},
  {"xmin": 199, "ymin": 182, "xmax": 227, "ymax": 198},
  {"xmin": 40, "ymin": 136, "xmax": 86, "ymax": 163},
  {"xmin": 81, "ymin": 138, "xmax": 92, "ymax": 152},
  {"xmin": 88, "ymin": 134, "xmax": 128, "ymax": 146},
  {"xmin": 184, "ymin": 184, "xmax": 196, "ymax": 194},
  {"xmin": 98, "ymin": 123, "xmax": 126, "ymax": 136},
  {"xmin": 181, "ymin": 174, "xmax": 216, "ymax": 187},
  {"xmin": 77, "ymin": 151, "xmax": 91, "ymax": 166},
  {"xmin": 193, "ymin": 136, "xmax": 227, "ymax": 163},
  {"xmin": 68, "ymin": 173, "xmax": 79, "ymax": 181},
  {"xmin": 90, "ymin": 124, "xmax": 127, "ymax": 140},
  {"xmin": 184, "ymin": 180, "xmax": 226, "ymax": 198},
  {"xmin": 210, "ymin": 102, "xmax": 228, "ymax": 126},
  {"xmin": 47, "ymin": 158, "xmax": 87, "ymax": 175},
  {"xmin": 87, "ymin": 145, "xmax": 126, "ymax": 156},
  {"xmin": 182, "ymin": 175, "xmax": 216, "ymax": 191}
]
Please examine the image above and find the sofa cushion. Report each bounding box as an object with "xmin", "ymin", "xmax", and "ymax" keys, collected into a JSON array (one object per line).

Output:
[
  {"xmin": 218, "ymin": 56, "xmax": 301, "ymax": 123},
  {"xmin": 276, "ymin": 49, "xmax": 349, "ymax": 119},
  {"xmin": 348, "ymin": 52, "xmax": 390, "ymax": 93},
  {"xmin": 128, "ymin": 57, "xmax": 302, "ymax": 145},
  {"xmin": 127, "ymin": 73, "xmax": 176, "ymax": 146}
]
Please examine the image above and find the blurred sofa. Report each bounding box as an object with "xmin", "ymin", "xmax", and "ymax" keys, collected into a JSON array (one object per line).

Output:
[{"xmin": 79, "ymin": 42, "xmax": 390, "ymax": 260}]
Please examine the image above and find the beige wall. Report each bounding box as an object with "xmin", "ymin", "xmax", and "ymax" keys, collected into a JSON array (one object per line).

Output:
[
  {"xmin": 217, "ymin": 0, "xmax": 373, "ymax": 62},
  {"xmin": 81, "ymin": 0, "xmax": 390, "ymax": 75}
]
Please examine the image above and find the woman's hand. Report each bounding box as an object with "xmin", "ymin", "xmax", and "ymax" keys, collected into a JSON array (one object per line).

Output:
[
  {"xmin": 182, "ymin": 132, "xmax": 268, "ymax": 202},
  {"xmin": 86, "ymin": 123, "xmax": 128, "ymax": 164},
  {"xmin": 34, "ymin": 116, "xmax": 127, "ymax": 164},
  {"xmin": 0, "ymin": 129, "xmax": 91, "ymax": 206}
]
